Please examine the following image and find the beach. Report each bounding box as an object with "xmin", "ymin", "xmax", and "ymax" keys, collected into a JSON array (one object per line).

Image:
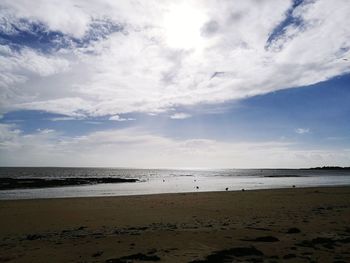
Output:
[{"xmin": 1, "ymin": 186, "xmax": 350, "ymax": 262}]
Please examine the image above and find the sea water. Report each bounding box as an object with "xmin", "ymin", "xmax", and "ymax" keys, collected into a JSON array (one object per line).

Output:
[{"xmin": 0, "ymin": 167, "xmax": 350, "ymax": 200}]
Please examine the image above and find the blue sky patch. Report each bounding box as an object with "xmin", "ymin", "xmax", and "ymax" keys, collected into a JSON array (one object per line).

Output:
[
  {"xmin": 0, "ymin": 18, "xmax": 124, "ymax": 53},
  {"xmin": 266, "ymin": 0, "xmax": 305, "ymax": 49},
  {"xmin": 2, "ymin": 74, "xmax": 349, "ymax": 150}
]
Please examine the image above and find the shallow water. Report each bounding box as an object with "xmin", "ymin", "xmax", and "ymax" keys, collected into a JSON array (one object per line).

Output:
[{"xmin": 0, "ymin": 167, "xmax": 350, "ymax": 199}]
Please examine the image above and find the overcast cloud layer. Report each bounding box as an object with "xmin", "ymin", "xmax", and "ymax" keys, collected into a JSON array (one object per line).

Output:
[{"xmin": 1, "ymin": 0, "xmax": 349, "ymax": 117}]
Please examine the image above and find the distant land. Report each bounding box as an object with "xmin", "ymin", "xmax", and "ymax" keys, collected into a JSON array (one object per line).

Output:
[{"xmin": 308, "ymin": 166, "xmax": 350, "ymax": 170}]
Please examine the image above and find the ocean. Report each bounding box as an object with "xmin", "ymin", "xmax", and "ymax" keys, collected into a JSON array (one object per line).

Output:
[{"xmin": 1, "ymin": 167, "xmax": 350, "ymax": 200}]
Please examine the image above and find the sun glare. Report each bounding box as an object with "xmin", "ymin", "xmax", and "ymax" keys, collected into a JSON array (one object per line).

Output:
[{"xmin": 163, "ymin": 3, "xmax": 206, "ymax": 49}]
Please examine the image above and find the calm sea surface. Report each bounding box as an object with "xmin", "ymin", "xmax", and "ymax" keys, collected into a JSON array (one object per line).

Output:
[{"xmin": 1, "ymin": 167, "xmax": 350, "ymax": 199}]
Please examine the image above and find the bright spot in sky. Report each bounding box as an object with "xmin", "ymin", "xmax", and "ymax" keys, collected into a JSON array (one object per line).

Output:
[{"xmin": 163, "ymin": 3, "xmax": 207, "ymax": 49}]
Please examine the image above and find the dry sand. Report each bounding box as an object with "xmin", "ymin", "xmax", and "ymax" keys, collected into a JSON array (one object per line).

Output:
[{"xmin": 0, "ymin": 187, "xmax": 350, "ymax": 262}]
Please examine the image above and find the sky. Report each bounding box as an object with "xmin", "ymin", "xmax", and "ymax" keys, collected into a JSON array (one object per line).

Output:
[{"xmin": 0, "ymin": 0, "xmax": 350, "ymax": 168}]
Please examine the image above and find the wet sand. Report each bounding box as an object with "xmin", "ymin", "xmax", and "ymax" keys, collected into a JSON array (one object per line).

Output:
[{"xmin": 0, "ymin": 187, "xmax": 349, "ymax": 262}]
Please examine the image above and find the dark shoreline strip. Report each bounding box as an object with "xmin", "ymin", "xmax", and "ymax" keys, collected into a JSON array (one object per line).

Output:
[
  {"xmin": 263, "ymin": 175, "xmax": 303, "ymax": 178},
  {"xmin": 0, "ymin": 177, "xmax": 138, "ymax": 190}
]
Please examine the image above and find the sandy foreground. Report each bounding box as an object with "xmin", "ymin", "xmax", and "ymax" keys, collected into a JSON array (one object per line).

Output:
[{"xmin": 0, "ymin": 187, "xmax": 349, "ymax": 263}]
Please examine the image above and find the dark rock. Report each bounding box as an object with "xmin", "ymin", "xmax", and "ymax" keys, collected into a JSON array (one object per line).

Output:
[
  {"xmin": 92, "ymin": 251, "xmax": 103, "ymax": 257},
  {"xmin": 106, "ymin": 253, "xmax": 161, "ymax": 262},
  {"xmin": 283, "ymin": 254, "xmax": 296, "ymax": 259},
  {"xmin": 338, "ymin": 237, "xmax": 350, "ymax": 244},
  {"xmin": 105, "ymin": 259, "xmax": 124, "ymax": 263},
  {"xmin": 26, "ymin": 234, "xmax": 42, "ymax": 240},
  {"xmin": 147, "ymin": 249, "xmax": 157, "ymax": 254},
  {"xmin": 0, "ymin": 256, "xmax": 15, "ymax": 262},
  {"xmin": 242, "ymin": 236, "xmax": 279, "ymax": 242},
  {"xmin": 246, "ymin": 227, "xmax": 271, "ymax": 232},
  {"xmin": 189, "ymin": 246, "xmax": 264, "ymax": 263},
  {"xmin": 287, "ymin": 227, "xmax": 301, "ymax": 234},
  {"xmin": 296, "ymin": 237, "xmax": 337, "ymax": 249},
  {"xmin": 301, "ymin": 252, "xmax": 312, "ymax": 255},
  {"xmin": 0, "ymin": 177, "xmax": 138, "ymax": 190}
]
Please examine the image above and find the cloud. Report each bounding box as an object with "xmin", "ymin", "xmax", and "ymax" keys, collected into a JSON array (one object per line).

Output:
[
  {"xmin": 109, "ymin": 115, "xmax": 135, "ymax": 121},
  {"xmin": 201, "ymin": 20, "xmax": 220, "ymax": 37},
  {"xmin": 295, "ymin": 128, "xmax": 310, "ymax": 134},
  {"xmin": 36, "ymin": 128, "xmax": 55, "ymax": 134},
  {"xmin": 0, "ymin": 0, "xmax": 349, "ymax": 117},
  {"xmin": 1, "ymin": 124, "xmax": 349, "ymax": 168},
  {"xmin": 49, "ymin": 116, "xmax": 78, "ymax": 121},
  {"xmin": 0, "ymin": 46, "xmax": 70, "ymax": 85},
  {"xmin": 170, "ymin": 113, "xmax": 191, "ymax": 119}
]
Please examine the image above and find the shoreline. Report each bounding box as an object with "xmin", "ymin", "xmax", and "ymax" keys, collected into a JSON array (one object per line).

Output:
[
  {"xmin": 1, "ymin": 186, "xmax": 350, "ymax": 262},
  {"xmin": 1, "ymin": 167, "xmax": 350, "ymax": 200},
  {"xmin": 1, "ymin": 183, "xmax": 350, "ymax": 201}
]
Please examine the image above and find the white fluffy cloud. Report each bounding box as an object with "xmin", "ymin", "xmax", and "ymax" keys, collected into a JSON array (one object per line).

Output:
[
  {"xmin": 170, "ymin": 113, "xmax": 191, "ymax": 119},
  {"xmin": 1, "ymin": 124, "xmax": 349, "ymax": 168},
  {"xmin": 109, "ymin": 115, "xmax": 134, "ymax": 121},
  {"xmin": 295, "ymin": 128, "xmax": 310, "ymax": 134},
  {"xmin": 0, "ymin": 0, "xmax": 350, "ymax": 117}
]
